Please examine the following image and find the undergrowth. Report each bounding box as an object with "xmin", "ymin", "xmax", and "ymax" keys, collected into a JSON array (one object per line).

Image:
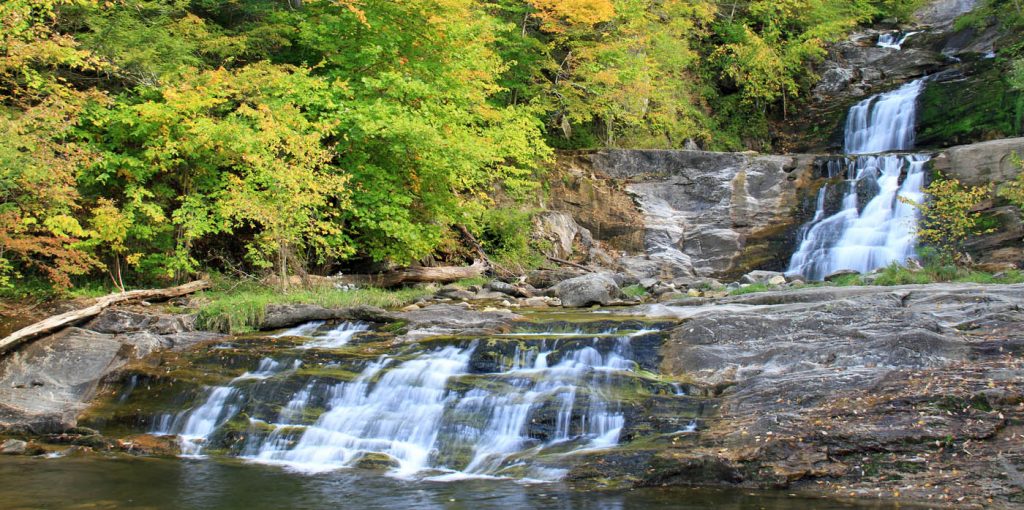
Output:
[{"xmin": 195, "ymin": 279, "xmax": 434, "ymax": 334}]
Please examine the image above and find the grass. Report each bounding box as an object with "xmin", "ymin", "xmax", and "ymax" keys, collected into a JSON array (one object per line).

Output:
[
  {"xmin": 728, "ymin": 282, "xmax": 772, "ymax": 296},
  {"xmin": 621, "ymin": 284, "xmax": 649, "ymax": 298},
  {"xmin": 195, "ymin": 279, "xmax": 435, "ymax": 334},
  {"xmin": 727, "ymin": 263, "xmax": 1024, "ymax": 296}
]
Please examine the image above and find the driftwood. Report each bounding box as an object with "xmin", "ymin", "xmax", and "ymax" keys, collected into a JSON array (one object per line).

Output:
[
  {"xmin": 338, "ymin": 260, "xmax": 489, "ymax": 288},
  {"xmin": 545, "ymin": 255, "xmax": 595, "ymax": 273},
  {"xmin": 0, "ymin": 279, "xmax": 211, "ymax": 356}
]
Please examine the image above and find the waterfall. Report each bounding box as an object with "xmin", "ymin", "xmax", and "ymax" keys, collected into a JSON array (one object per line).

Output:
[
  {"xmin": 149, "ymin": 324, "xmax": 661, "ymax": 480},
  {"xmin": 877, "ymin": 31, "xmax": 919, "ymax": 50},
  {"xmin": 787, "ymin": 78, "xmax": 931, "ymax": 280},
  {"xmin": 843, "ymin": 79, "xmax": 924, "ymax": 154}
]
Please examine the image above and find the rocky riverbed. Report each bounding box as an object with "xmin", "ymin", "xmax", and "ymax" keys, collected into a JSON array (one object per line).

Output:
[{"xmin": 0, "ymin": 279, "xmax": 1020, "ymax": 508}]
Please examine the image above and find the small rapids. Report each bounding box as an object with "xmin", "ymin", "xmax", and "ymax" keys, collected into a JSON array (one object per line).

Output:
[{"xmin": 137, "ymin": 320, "xmax": 690, "ymax": 481}]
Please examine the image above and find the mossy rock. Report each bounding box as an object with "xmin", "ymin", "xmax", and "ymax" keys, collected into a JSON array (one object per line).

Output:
[{"xmin": 917, "ymin": 62, "xmax": 1024, "ymax": 149}]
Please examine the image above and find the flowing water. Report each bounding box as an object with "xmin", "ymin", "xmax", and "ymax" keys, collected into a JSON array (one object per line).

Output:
[
  {"xmin": 787, "ymin": 77, "xmax": 932, "ymax": 280},
  {"xmin": 89, "ymin": 318, "xmax": 694, "ymax": 482}
]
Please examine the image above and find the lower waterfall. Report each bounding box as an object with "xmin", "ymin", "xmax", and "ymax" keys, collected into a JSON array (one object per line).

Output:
[{"xmin": 144, "ymin": 321, "xmax": 685, "ymax": 480}]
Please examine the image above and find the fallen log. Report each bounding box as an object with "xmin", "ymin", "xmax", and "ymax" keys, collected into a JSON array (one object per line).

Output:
[
  {"xmin": 337, "ymin": 260, "xmax": 489, "ymax": 288},
  {"xmin": 0, "ymin": 279, "xmax": 211, "ymax": 356}
]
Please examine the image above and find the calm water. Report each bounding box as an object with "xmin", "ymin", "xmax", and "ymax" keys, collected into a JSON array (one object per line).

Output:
[{"xmin": 0, "ymin": 456, "xmax": 904, "ymax": 510}]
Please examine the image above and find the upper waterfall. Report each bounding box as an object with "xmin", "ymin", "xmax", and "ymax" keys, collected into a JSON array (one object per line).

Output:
[{"xmin": 844, "ymin": 79, "xmax": 924, "ymax": 154}]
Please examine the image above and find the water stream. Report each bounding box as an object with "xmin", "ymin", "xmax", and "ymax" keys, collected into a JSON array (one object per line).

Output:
[
  {"xmin": 137, "ymin": 320, "xmax": 680, "ymax": 481},
  {"xmin": 787, "ymin": 77, "xmax": 932, "ymax": 280}
]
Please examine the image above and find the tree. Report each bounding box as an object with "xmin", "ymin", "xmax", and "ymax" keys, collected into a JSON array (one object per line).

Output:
[
  {"xmin": 901, "ymin": 178, "xmax": 993, "ymax": 263},
  {"xmin": 0, "ymin": 0, "xmax": 104, "ymax": 289}
]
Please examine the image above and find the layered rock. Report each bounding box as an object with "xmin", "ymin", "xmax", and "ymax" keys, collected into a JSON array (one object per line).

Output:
[
  {"xmin": 569, "ymin": 283, "xmax": 1024, "ymax": 507},
  {"xmin": 557, "ymin": 150, "xmax": 819, "ymax": 280},
  {"xmin": 0, "ymin": 309, "xmax": 223, "ymax": 433}
]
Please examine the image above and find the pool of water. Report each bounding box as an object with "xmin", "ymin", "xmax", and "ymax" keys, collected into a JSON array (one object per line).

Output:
[{"xmin": 0, "ymin": 456, "xmax": 903, "ymax": 510}]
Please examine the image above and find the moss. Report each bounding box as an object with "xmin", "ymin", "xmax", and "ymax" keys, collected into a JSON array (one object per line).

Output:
[
  {"xmin": 917, "ymin": 62, "xmax": 1024, "ymax": 149},
  {"xmin": 622, "ymin": 284, "xmax": 648, "ymax": 299}
]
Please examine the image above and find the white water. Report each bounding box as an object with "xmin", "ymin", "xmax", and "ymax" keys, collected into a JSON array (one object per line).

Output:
[
  {"xmin": 154, "ymin": 327, "xmax": 650, "ymax": 479},
  {"xmin": 152, "ymin": 386, "xmax": 242, "ymax": 456},
  {"xmin": 787, "ymin": 78, "xmax": 931, "ymax": 280},
  {"xmin": 877, "ymin": 31, "xmax": 919, "ymax": 50},
  {"xmin": 300, "ymin": 322, "xmax": 369, "ymax": 349},
  {"xmin": 843, "ymin": 79, "xmax": 924, "ymax": 154}
]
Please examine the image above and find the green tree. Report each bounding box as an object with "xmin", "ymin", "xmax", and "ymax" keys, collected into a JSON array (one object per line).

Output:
[{"xmin": 902, "ymin": 178, "xmax": 994, "ymax": 263}]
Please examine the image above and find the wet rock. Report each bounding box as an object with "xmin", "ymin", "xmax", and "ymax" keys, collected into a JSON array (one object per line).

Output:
[
  {"xmin": 354, "ymin": 452, "xmax": 401, "ymax": 470},
  {"xmin": 394, "ymin": 304, "xmax": 521, "ymax": 341},
  {"xmin": 0, "ymin": 439, "xmax": 26, "ymax": 454},
  {"xmin": 261, "ymin": 304, "xmax": 395, "ymax": 330},
  {"xmin": 551, "ymin": 273, "xmax": 622, "ymax": 308},
  {"xmin": 583, "ymin": 150, "xmax": 817, "ymax": 279}
]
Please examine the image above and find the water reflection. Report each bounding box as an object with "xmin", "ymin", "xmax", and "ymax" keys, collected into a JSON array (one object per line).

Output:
[{"xmin": 0, "ymin": 456, "xmax": 901, "ymax": 510}]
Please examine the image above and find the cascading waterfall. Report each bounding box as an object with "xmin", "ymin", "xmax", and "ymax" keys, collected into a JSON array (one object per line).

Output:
[
  {"xmin": 149, "ymin": 322, "xmax": 662, "ymax": 479},
  {"xmin": 787, "ymin": 78, "xmax": 932, "ymax": 280}
]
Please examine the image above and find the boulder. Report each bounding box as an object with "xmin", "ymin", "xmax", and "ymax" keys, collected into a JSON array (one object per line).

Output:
[
  {"xmin": 551, "ymin": 273, "xmax": 622, "ymax": 308},
  {"xmin": 932, "ymin": 137, "xmax": 1024, "ymax": 187},
  {"xmin": 740, "ymin": 270, "xmax": 785, "ymax": 285},
  {"xmin": 824, "ymin": 269, "xmax": 861, "ymax": 282},
  {"xmin": 85, "ymin": 309, "xmax": 195, "ymax": 335},
  {"xmin": 525, "ymin": 268, "xmax": 586, "ymax": 289},
  {"xmin": 484, "ymin": 280, "xmax": 535, "ymax": 299},
  {"xmin": 0, "ymin": 439, "xmax": 26, "ymax": 454}
]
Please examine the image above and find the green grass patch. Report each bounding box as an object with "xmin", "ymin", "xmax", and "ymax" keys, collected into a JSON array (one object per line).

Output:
[
  {"xmin": 450, "ymin": 276, "xmax": 489, "ymax": 288},
  {"xmin": 728, "ymin": 282, "xmax": 772, "ymax": 296},
  {"xmin": 195, "ymin": 279, "xmax": 434, "ymax": 334},
  {"xmin": 621, "ymin": 284, "xmax": 649, "ymax": 298}
]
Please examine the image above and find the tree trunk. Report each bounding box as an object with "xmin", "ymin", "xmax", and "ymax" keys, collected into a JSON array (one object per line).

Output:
[{"xmin": 0, "ymin": 279, "xmax": 211, "ymax": 356}]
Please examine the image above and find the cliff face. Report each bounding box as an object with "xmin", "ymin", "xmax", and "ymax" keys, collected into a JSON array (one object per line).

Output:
[
  {"xmin": 548, "ymin": 137, "xmax": 1024, "ymax": 280},
  {"xmin": 779, "ymin": 0, "xmax": 1022, "ymax": 153}
]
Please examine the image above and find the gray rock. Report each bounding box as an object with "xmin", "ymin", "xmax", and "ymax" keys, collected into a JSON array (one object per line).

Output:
[
  {"xmin": 740, "ymin": 270, "xmax": 785, "ymax": 285},
  {"xmin": 394, "ymin": 304, "xmax": 521, "ymax": 341},
  {"xmin": 825, "ymin": 269, "xmax": 861, "ymax": 282},
  {"xmin": 261, "ymin": 304, "xmax": 395, "ymax": 330},
  {"xmin": 533, "ymin": 211, "xmax": 590, "ymax": 260},
  {"xmin": 0, "ymin": 328, "xmax": 139, "ymax": 433},
  {"xmin": 86, "ymin": 309, "xmax": 195, "ymax": 335},
  {"xmin": 551, "ymin": 273, "xmax": 623, "ymax": 308},
  {"xmin": 436, "ymin": 287, "xmax": 476, "ymax": 301},
  {"xmin": 586, "ymin": 150, "xmax": 818, "ymax": 278},
  {"xmin": 932, "ymin": 137, "xmax": 1024, "ymax": 187},
  {"xmin": 525, "ymin": 268, "xmax": 586, "ymax": 289},
  {"xmin": 485, "ymin": 280, "xmax": 534, "ymax": 299},
  {"xmin": 0, "ymin": 439, "xmax": 26, "ymax": 454}
]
